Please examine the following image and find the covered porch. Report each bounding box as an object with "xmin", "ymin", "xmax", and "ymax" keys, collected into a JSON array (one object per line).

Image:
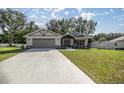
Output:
[
  {"xmin": 61, "ymin": 35, "xmax": 91, "ymax": 48},
  {"xmin": 61, "ymin": 35, "xmax": 75, "ymax": 47}
]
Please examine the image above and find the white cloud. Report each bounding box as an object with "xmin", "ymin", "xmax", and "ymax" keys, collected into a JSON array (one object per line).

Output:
[
  {"xmin": 29, "ymin": 14, "xmax": 37, "ymax": 19},
  {"xmin": 65, "ymin": 11, "xmax": 69, "ymax": 15},
  {"xmin": 120, "ymin": 23, "xmax": 124, "ymax": 26},
  {"xmin": 28, "ymin": 8, "xmax": 65, "ymax": 25},
  {"xmin": 104, "ymin": 11, "xmax": 110, "ymax": 15},
  {"xmin": 50, "ymin": 8, "xmax": 65, "ymax": 19},
  {"xmin": 75, "ymin": 16, "xmax": 79, "ymax": 19},
  {"xmin": 113, "ymin": 15, "xmax": 124, "ymax": 21},
  {"xmin": 51, "ymin": 13, "xmax": 57, "ymax": 18},
  {"xmin": 79, "ymin": 12, "xmax": 96, "ymax": 19},
  {"xmin": 53, "ymin": 8, "xmax": 65, "ymax": 13},
  {"xmin": 35, "ymin": 10, "xmax": 40, "ymax": 14},
  {"xmin": 96, "ymin": 11, "xmax": 111, "ymax": 16},
  {"xmin": 31, "ymin": 8, "xmax": 49, "ymax": 15},
  {"xmin": 35, "ymin": 22, "xmax": 43, "ymax": 27},
  {"xmin": 110, "ymin": 9, "xmax": 114, "ymax": 13},
  {"xmin": 77, "ymin": 8, "xmax": 82, "ymax": 13},
  {"xmin": 43, "ymin": 8, "xmax": 54, "ymax": 13},
  {"xmin": 40, "ymin": 15, "xmax": 47, "ymax": 19}
]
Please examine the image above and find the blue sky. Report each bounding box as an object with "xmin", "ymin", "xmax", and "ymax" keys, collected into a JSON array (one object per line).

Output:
[{"xmin": 4, "ymin": 8, "xmax": 124, "ymax": 34}]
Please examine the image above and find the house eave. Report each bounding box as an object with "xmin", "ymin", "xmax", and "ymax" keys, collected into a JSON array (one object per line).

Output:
[
  {"xmin": 23, "ymin": 29, "xmax": 62, "ymax": 37},
  {"xmin": 74, "ymin": 36, "xmax": 93, "ymax": 40}
]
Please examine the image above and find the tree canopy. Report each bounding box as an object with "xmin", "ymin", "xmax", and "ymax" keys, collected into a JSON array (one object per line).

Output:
[
  {"xmin": 0, "ymin": 9, "xmax": 40, "ymax": 45},
  {"xmin": 46, "ymin": 17, "xmax": 97, "ymax": 35},
  {"xmin": 93, "ymin": 33, "xmax": 124, "ymax": 41}
]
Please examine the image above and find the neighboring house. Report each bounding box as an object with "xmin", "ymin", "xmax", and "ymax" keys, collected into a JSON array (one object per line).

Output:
[
  {"xmin": 110, "ymin": 36, "xmax": 124, "ymax": 49},
  {"xmin": 92, "ymin": 36, "xmax": 124, "ymax": 49},
  {"xmin": 24, "ymin": 29, "xmax": 92, "ymax": 48}
]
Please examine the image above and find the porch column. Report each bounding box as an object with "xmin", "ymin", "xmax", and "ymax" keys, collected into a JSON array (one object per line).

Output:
[
  {"xmin": 70, "ymin": 39, "xmax": 74, "ymax": 46},
  {"xmin": 84, "ymin": 39, "xmax": 88, "ymax": 47}
]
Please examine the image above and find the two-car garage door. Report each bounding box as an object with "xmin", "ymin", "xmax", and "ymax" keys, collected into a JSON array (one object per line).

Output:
[{"xmin": 33, "ymin": 38, "xmax": 55, "ymax": 48}]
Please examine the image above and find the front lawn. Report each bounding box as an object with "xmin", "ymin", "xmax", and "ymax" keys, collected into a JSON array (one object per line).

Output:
[
  {"xmin": 0, "ymin": 47, "xmax": 23, "ymax": 62},
  {"xmin": 60, "ymin": 48, "xmax": 124, "ymax": 84}
]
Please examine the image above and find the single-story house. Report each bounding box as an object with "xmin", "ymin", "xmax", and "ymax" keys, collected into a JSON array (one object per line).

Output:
[
  {"xmin": 92, "ymin": 36, "xmax": 124, "ymax": 49},
  {"xmin": 24, "ymin": 29, "xmax": 92, "ymax": 48},
  {"xmin": 110, "ymin": 36, "xmax": 124, "ymax": 49}
]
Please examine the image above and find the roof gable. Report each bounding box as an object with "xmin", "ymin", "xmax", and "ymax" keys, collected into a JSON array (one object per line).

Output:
[
  {"xmin": 109, "ymin": 36, "xmax": 124, "ymax": 42},
  {"xmin": 24, "ymin": 29, "xmax": 62, "ymax": 37}
]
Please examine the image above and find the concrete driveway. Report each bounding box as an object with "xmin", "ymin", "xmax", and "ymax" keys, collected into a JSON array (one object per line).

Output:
[{"xmin": 0, "ymin": 48, "xmax": 95, "ymax": 84}]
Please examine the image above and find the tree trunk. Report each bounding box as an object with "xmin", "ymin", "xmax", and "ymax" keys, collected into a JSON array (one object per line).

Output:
[
  {"xmin": 10, "ymin": 38, "xmax": 13, "ymax": 46},
  {"xmin": 9, "ymin": 33, "xmax": 14, "ymax": 46}
]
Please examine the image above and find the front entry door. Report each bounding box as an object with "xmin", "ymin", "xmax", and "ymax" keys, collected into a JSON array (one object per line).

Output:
[{"xmin": 64, "ymin": 39, "xmax": 71, "ymax": 47}]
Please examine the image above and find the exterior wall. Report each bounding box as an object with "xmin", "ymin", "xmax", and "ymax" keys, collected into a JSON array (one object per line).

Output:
[
  {"xmin": 61, "ymin": 35, "xmax": 74, "ymax": 47},
  {"xmin": 26, "ymin": 37, "xmax": 32, "ymax": 46},
  {"xmin": 26, "ymin": 34, "xmax": 92, "ymax": 48},
  {"xmin": 26, "ymin": 36, "xmax": 61, "ymax": 47},
  {"xmin": 74, "ymin": 38, "xmax": 89, "ymax": 48},
  {"xmin": 92, "ymin": 41, "xmax": 116, "ymax": 49},
  {"xmin": 115, "ymin": 40, "xmax": 124, "ymax": 49},
  {"xmin": 62, "ymin": 38, "xmax": 74, "ymax": 47},
  {"xmin": 62, "ymin": 38, "xmax": 89, "ymax": 48},
  {"xmin": 70, "ymin": 39, "xmax": 74, "ymax": 46},
  {"xmin": 84, "ymin": 38, "xmax": 88, "ymax": 46}
]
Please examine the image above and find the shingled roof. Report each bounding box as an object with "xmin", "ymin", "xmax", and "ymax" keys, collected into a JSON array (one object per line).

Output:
[
  {"xmin": 109, "ymin": 36, "xmax": 124, "ymax": 42},
  {"xmin": 69, "ymin": 31, "xmax": 85, "ymax": 37}
]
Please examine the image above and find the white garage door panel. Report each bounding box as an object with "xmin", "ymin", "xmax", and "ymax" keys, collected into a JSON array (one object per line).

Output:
[{"xmin": 33, "ymin": 38, "xmax": 55, "ymax": 48}]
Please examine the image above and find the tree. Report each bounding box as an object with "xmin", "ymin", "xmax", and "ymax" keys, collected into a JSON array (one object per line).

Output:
[
  {"xmin": 75, "ymin": 17, "xmax": 87, "ymax": 34},
  {"xmin": 15, "ymin": 21, "xmax": 40, "ymax": 44},
  {"xmin": 46, "ymin": 18, "xmax": 72, "ymax": 35},
  {"xmin": 0, "ymin": 33, "xmax": 9, "ymax": 43},
  {"xmin": 107, "ymin": 33, "xmax": 124, "ymax": 40},
  {"xmin": 0, "ymin": 9, "xmax": 40, "ymax": 44},
  {"xmin": 74, "ymin": 17, "xmax": 97, "ymax": 35},
  {"xmin": 25, "ymin": 21, "xmax": 40, "ymax": 33},
  {"xmin": 93, "ymin": 33, "xmax": 124, "ymax": 41},
  {"xmin": 46, "ymin": 17, "xmax": 97, "ymax": 35},
  {"xmin": 87, "ymin": 20, "xmax": 97, "ymax": 35},
  {"xmin": 0, "ymin": 8, "xmax": 26, "ymax": 45},
  {"xmin": 98, "ymin": 37, "xmax": 107, "ymax": 41},
  {"xmin": 93, "ymin": 33, "xmax": 108, "ymax": 41},
  {"xmin": 0, "ymin": 34, "xmax": 2, "ymax": 43}
]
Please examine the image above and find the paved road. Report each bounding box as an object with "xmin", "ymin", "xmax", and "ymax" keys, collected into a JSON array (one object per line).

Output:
[{"xmin": 0, "ymin": 49, "xmax": 95, "ymax": 84}]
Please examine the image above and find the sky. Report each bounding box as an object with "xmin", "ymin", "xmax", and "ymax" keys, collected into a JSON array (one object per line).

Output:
[{"xmin": 1, "ymin": 8, "xmax": 124, "ymax": 34}]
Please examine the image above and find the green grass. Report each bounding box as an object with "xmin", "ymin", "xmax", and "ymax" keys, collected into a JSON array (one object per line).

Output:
[
  {"xmin": 60, "ymin": 48, "xmax": 124, "ymax": 84},
  {"xmin": 0, "ymin": 47, "xmax": 23, "ymax": 62}
]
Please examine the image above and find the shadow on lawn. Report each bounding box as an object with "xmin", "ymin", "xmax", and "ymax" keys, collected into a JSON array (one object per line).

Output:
[
  {"xmin": 23, "ymin": 48, "xmax": 54, "ymax": 53},
  {"xmin": 0, "ymin": 49, "xmax": 22, "ymax": 54},
  {"xmin": 76, "ymin": 48, "xmax": 92, "ymax": 50}
]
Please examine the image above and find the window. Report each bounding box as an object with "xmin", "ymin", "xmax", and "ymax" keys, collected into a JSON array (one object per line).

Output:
[
  {"xmin": 76, "ymin": 40, "xmax": 83, "ymax": 45},
  {"xmin": 80, "ymin": 40, "xmax": 82, "ymax": 45},
  {"xmin": 77, "ymin": 40, "xmax": 79, "ymax": 45},
  {"xmin": 115, "ymin": 42, "xmax": 117, "ymax": 46}
]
